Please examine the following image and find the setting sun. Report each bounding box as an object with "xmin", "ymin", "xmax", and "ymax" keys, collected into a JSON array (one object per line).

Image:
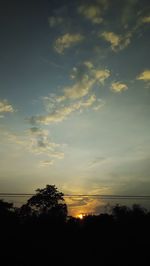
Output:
[{"xmin": 77, "ymin": 214, "xmax": 84, "ymax": 219}]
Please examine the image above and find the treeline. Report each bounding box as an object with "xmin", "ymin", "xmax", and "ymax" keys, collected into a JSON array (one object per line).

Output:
[{"xmin": 0, "ymin": 185, "xmax": 150, "ymax": 265}]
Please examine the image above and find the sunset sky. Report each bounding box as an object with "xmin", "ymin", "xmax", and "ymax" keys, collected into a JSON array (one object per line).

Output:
[{"xmin": 0, "ymin": 0, "xmax": 150, "ymax": 216}]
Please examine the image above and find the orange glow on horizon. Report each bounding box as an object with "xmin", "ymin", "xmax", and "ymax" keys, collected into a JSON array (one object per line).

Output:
[{"xmin": 77, "ymin": 213, "xmax": 84, "ymax": 219}]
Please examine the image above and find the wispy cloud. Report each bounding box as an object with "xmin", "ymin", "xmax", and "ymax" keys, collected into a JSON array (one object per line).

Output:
[
  {"xmin": 40, "ymin": 160, "xmax": 54, "ymax": 167},
  {"xmin": 78, "ymin": 4, "xmax": 103, "ymax": 24},
  {"xmin": 93, "ymin": 99, "xmax": 105, "ymax": 111},
  {"xmin": 78, "ymin": 0, "xmax": 109, "ymax": 24},
  {"xmin": 141, "ymin": 16, "xmax": 150, "ymax": 24},
  {"xmin": 1, "ymin": 127, "xmax": 64, "ymax": 165},
  {"xmin": 111, "ymin": 82, "xmax": 128, "ymax": 93},
  {"xmin": 93, "ymin": 69, "xmax": 110, "ymax": 83},
  {"xmin": 0, "ymin": 99, "xmax": 15, "ymax": 114},
  {"xmin": 29, "ymin": 61, "xmax": 110, "ymax": 125},
  {"xmin": 121, "ymin": 0, "xmax": 139, "ymax": 28},
  {"xmin": 28, "ymin": 127, "xmax": 61, "ymax": 155},
  {"xmin": 66, "ymin": 196, "xmax": 106, "ymax": 217},
  {"xmin": 101, "ymin": 31, "xmax": 131, "ymax": 52},
  {"xmin": 62, "ymin": 64, "xmax": 110, "ymax": 100},
  {"xmin": 48, "ymin": 16, "xmax": 63, "ymax": 27},
  {"xmin": 88, "ymin": 156, "xmax": 107, "ymax": 168},
  {"xmin": 137, "ymin": 70, "xmax": 150, "ymax": 81},
  {"xmin": 54, "ymin": 33, "xmax": 84, "ymax": 54},
  {"xmin": 29, "ymin": 95, "xmax": 97, "ymax": 125},
  {"xmin": 64, "ymin": 76, "xmax": 94, "ymax": 100}
]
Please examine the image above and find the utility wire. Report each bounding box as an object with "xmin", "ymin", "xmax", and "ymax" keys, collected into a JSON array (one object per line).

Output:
[{"xmin": 0, "ymin": 193, "xmax": 150, "ymax": 199}]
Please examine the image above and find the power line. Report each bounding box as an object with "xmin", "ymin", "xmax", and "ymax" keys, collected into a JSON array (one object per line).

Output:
[{"xmin": 0, "ymin": 193, "xmax": 150, "ymax": 199}]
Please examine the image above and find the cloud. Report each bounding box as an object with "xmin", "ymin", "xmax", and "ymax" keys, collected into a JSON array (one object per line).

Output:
[
  {"xmin": 84, "ymin": 61, "xmax": 94, "ymax": 69},
  {"xmin": 2, "ymin": 131, "xmax": 26, "ymax": 146},
  {"xmin": 48, "ymin": 16, "xmax": 63, "ymax": 27},
  {"xmin": 88, "ymin": 156, "xmax": 107, "ymax": 168},
  {"xmin": 63, "ymin": 76, "xmax": 95, "ymax": 99},
  {"xmin": 121, "ymin": 0, "xmax": 139, "ymax": 28},
  {"xmin": 93, "ymin": 69, "xmax": 110, "ymax": 83},
  {"xmin": 28, "ymin": 127, "xmax": 63, "ymax": 157},
  {"xmin": 28, "ymin": 62, "xmax": 110, "ymax": 126},
  {"xmin": 0, "ymin": 99, "xmax": 15, "ymax": 114},
  {"xmin": 93, "ymin": 99, "xmax": 105, "ymax": 111},
  {"xmin": 66, "ymin": 196, "xmax": 106, "ymax": 217},
  {"xmin": 137, "ymin": 70, "xmax": 150, "ymax": 81},
  {"xmin": 101, "ymin": 31, "xmax": 131, "ymax": 51},
  {"xmin": 54, "ymin": 33, "xmax": 83, "ymax": 54},
  {"xmin": 63, "ymin": 66, "xmax": 110, "ymax": 100},
  {"xmin": 50, "ymin": 151, "xmax": 64, "ymax": 159},
  {"xmin": 40, "ymin": 160, "xmax": 54, "ymax": 167},
  {"xmin": 1, "ymin": 127, "xmax": 64, "ymax": 165},
  {"xmin": 29, "ymin": 95, "xmax": 97, "ymax": 125},
  {"xmin": 66, "ymin": 197, "xmax": 90, "ymax": 207},
  {"xmin": 102, "ymin": 31, "xmax": 120, "ymax": 48},
  {"xmin": 29, "ymin": 103, "xmax": 82, "ymax": 125},
  {"xmin": 70, "ymin": 62, "xmax": 94, "ymax": 81},
  {"xmin": 111, "ymin": 82, "xmax": 128, "ymax": 93},
  {"xmin": 141, "ymin": 16, "xmax": 150, "ymax": 24},
  {"xmin": 29, "ymin": 126, "xmax": 49, "ymax": 137},
  {"xmin": 81, "ymin": 94, "xmax": 96, "ymax": 107},
  {"xmin": 78, "ymin": 4, "xmax": 103, "ymax": 24},
  {"xmin": 93, "ymin": 105, "xmax": 102, "ymax": 111}
]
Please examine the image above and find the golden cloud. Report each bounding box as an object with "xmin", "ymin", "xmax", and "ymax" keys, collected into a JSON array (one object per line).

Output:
[
  {"xmin": 141, "ymin": 16, "xmax": 150, "ymax": 23},
  {"xmin": 40, "ymin": 160, "xmax": 54, "ymax": 167},
  {"xmin": 78, "ymin": 4, "xmax": 103, "ymax": 24},
  {"xmin": 102, "ymin": 31, "xmax": 120, "ymax": 48},
  {"xmin": 54, "ymin": 33, "xmax": 83, "ymax": 54},
  {"xmin": 81, "ymin": 94, "xmax": 96, "ymax": 107},
  {"xmin": 29, "ymin": 95, "xmax": 97, "ymax": 125},
  {"xmin": 0, "ymin": 99, "xmax": 15, "ymax": 113},
  {"xmin": 111, "ymin": 82, "xmax": 128, "ymax": 93},
  {"xmin": 63, "ymin": 67, "xmax": 110, "ymax": 100},
  {"xmin": 93, "ymin": 69, "xmax": 110, "ymax": 82},
  {"xmin": 137, "ymin": 70, "xmax": 150, "ymax": 81},
  {"xmin": 64, "ymin": 76, "xmax": 94, "ymax": 99},
  {"xmin": 29, "ymin": 63, "xmax": 110, "ymax": 126},
  {"xmin": 84, "ymin": 61, "xmax": 94, "ymax": 69},
  {"xmin": 66, "ymin": 196, "xmax": 106, "ymax": 217},
  {"xmin": 31, "ymin": 103, "xmax": 82, "ymax": 124},
  {"xmin": 101, "ymin": 31, "xmax": 131, "ymax": 51}
]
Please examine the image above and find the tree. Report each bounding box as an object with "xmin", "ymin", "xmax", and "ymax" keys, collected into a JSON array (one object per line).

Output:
[
  {"xmin": 0, "ymin": 199, "xmax": 16, "ymax": 224},
  {"xmin": 26, "ymin": 185, "xmax": 67, "ymax": 220},
  {"xmin": 0, "ymin": 199, "xmax": 13, "ymax": 214}
]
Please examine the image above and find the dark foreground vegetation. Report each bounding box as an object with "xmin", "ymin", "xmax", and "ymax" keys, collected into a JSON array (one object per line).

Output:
[{"xmin": 0, "ymin": 185, "xmax": 150, "ymax": 266}]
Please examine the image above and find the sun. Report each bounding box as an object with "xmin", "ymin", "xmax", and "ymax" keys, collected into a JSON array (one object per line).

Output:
[{"xmin": 77, "ymin": 213, "xmax": 83, "ymax": 219}]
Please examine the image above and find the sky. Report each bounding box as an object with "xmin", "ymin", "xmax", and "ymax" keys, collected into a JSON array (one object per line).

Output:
[{"xmin": 0, "ymin": 0, "xmax": 150, "ymax": 216}]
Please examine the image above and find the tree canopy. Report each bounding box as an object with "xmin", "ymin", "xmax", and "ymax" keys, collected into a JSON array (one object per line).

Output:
[{"xmin": 25, "ymin": 184, "xmax": 67, "ymax": 219}]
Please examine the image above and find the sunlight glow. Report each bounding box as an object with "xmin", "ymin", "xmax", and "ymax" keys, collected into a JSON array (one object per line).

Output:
[{"xmin": 77, "ymin": 213, "xmax": 84, "ymax": 219}]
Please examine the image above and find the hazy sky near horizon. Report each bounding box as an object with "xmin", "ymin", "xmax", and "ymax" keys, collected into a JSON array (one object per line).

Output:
[{"xmin": 0, "ymin": 0, "xmax": 150, "ymax": 215}]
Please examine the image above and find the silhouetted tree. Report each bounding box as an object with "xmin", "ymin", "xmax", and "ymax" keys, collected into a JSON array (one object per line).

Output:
[
  {"xmin": 0, "ymin": 199, "xmax": 14, "ymax": 218},
  {"xmin": 19, "ymin": 203, "xmax": 32, "ymax": 219},
  {"xmin": 0, "ymin": 199, "xmax": 18, "ymax": 228},
  {"xmin": 111, "ymin": 204, "xmax": 130, "ymax": 219},
  {"xmin": 0, "ymin": 196, "xmax": 150, "ymax": 266},
  {"xmin": 25, "ymin": 185, "xmax": 67, "ymax": 220}
]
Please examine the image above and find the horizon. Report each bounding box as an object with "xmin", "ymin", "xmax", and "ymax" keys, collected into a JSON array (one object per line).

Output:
[{"xmin": 1, "ymin": 190, "xmax": 150, "ymax": 217}]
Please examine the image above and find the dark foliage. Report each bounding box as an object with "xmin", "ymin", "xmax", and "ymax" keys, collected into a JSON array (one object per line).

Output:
[
  {"xmin": 0, "ymin": 186, "xmax": 150, "ymax": 266},
  {"xmin": 20, "ymin": 184, "xmax": 67, "ymax": 222}
]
